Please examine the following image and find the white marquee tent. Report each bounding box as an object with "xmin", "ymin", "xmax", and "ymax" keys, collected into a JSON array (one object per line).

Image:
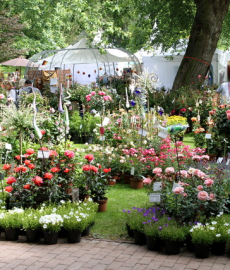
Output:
[{"xmin": 140, "ymin": 49, "xmax": 230, "ymax": 90}]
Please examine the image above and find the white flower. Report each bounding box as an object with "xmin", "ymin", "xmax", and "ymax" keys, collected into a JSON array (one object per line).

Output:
[
  {"xmin": 210, "ymin": 227, "xmax": 215, "ymax": 230},
  {"xmin": 60, "ymin": 200, "xmax": 65, "ymax": 204},
  {"xmin": 211, "ymin": 221, "xmax": 217, "ymax": 225},
  {"xmin": 43, "ymin": 224, "xmax": 47, "ymax": 229},
  {"xmin": 216, "ymin": 234, "xmax": 221, "ymax": 237},
  {"xmin": 190, "ymin": 229, "xmax": 194, "ymax": 232},
  {"xmin": 227, "ymin": 230, "xmax": 230, "ymax": 234},
  {"xmin": 224, "ymin": 223, "xmax": 229, "ymax": 226}
]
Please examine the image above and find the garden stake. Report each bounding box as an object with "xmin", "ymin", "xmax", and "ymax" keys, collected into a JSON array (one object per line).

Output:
[{"xmin": 173, "ymin": 135, "xmax": 182, "ymax": 182}]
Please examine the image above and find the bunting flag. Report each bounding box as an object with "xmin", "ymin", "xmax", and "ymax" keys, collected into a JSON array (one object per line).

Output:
[{"xmin": 42, "ymin": 60, "xmax": 48, "ymax": 65}]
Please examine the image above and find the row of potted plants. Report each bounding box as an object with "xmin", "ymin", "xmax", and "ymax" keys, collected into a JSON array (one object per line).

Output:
[
  {"xmin": 0, "ymin": 199, "xmax": 98, "ymax": 245},
  {"xmin": 124, "ymin": 205, "xmax": 230, "ymax": 258}
]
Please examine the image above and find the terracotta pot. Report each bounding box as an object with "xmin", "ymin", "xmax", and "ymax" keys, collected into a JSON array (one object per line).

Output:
[
  {"xmin": 111, "ymin": 174, "xmax": 121, "ymax": 182},
  {"xmin": 122, "ymin": 174, "xmax": 132, "ymax": 184},
  {"xmin": 130, "ymin": 178, "xmax": 143, "ymax": 189},
  {"xmin": 107, "ymin": 179, "xmax": 116, "ymax": 186},
  {"xmin": 97, "ymin": 197, "xmax": 108, "ymax": 212}
]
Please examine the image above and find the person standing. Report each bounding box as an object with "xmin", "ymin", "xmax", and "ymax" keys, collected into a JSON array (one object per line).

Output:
[
  {"xmin": 5, "ymin": 82, "xmax": 17, "ymax": 103},
  {"xmin": 214, "ymin": 81, "xmax": 230, "ymax": 105}
]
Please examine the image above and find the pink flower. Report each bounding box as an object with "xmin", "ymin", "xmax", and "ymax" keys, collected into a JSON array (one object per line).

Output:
[
  {"xmin": 64, "ymin": 150, "xmax": 75, "ymax": 158},
  {"xmin": 192, "ymin": 155, "xmax": 201, "ymax": 161},
  {"xmin": 165, "ymin": 167, "xmax": 175, "ymax": 174},
  {"xmin": 103, "ymin": 96, "xmax": 109, "ymax": 101},
  {"xmin": 179, "ymin": 170, "xmax": 188, "ymax": 178},
  {"xmin": 143, "ymin": 178, "xmax": 152, "ymax": 184},
  {"xmin": 204, "ymin": 179, "xmax": 214, "ymax": 187},
  {"xmin": 183, "ymin": 193, "xmax": 187, "ymax": 197},
  {"xmin": 152, "ymin": 167, "xmax": 162, "ymax": 175},
  {"xmin": 209, "ymin": 193, "xmax": 216, "ymax": 201},
  {"xmin": 91, "ymin": 91, "xmax": 96, "ymax": 96},
  {"xmin": 173, "ymin": 187, "xmax": 184, "ymax": 195},
  {"xmin": 0, "ymin": 94, "xmax": 5, "ymax": 99},
  {"xmin": 197, "ymin": 185, "xmax": 203, "ymax": 191},
  {"xmin": 198, "ymin": 191, "xmax": 209, "ymax": 201},
  {"xmin": 201, "ymin": 155, "xmax": 210, "ymax": 160},
  {"xmin": 98, "ymin": 91, "xmax": 106, "ymax": 96}
]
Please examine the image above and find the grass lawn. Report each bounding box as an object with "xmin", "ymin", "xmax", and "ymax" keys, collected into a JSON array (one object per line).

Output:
[
  {"xmin": 90, "ymin": 182, "xmax": 149, "ymax": 240},
  {"xmin": 183, "ymin": 133, "xmax": 195, "ymax": 148}
]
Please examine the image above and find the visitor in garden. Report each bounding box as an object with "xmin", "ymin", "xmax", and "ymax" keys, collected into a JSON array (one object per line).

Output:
[
  {"xmin": 34, "ymin": 77, "xmax": 44, "ymax": 93},
  {"xmin": 215, "ymin": 81, "xmax": 230, "ymax": 104},
  {"xmin": 5, "ymin": 82, "xmax": 17, "ymax": 103},
  {"xmin": 19, "ymin": 79, "xmax": 42, "ymax": 96},
  {"xmin": 18, "ymin": 78, "xmax": 26, "ymax": 90}
]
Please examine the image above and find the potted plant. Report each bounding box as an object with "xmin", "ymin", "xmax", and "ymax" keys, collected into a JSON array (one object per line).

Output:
[
  {"xmin": 0, "ymin": 208, "xmax": 24, "ymax": 241},
  {"xmin": 39, "ymin": 213, "xmax": 63, "ymax": 245},
  {"xmin": 190, "ymin": 223, "xmax": 214, "ymax": 258},
  {"xmin": 127, "ymin": 207, "xmax": 149, "ymax": 245},
  {"xmin": 208, "ymin": 214, "xmax": 230, "ymax": 256},
  {"xmin": 82, "ymin": 154, "xmax": 109, "ymax": 212},
  {"xmin": 22, "ymin": 209, "xmax": 42, "ymax": 242},
  {"xmin": 143, "ymin": 219, "xmax": 161, "ymax": 251},
  {"xmin": 159, "ymin": 225, "xmax": 186, "ymax": 255}
]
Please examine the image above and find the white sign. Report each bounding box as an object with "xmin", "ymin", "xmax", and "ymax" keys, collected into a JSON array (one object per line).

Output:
[
  {"xmin": 158, "ymin": 131, "xmax": 168, "ymax": 139},
  {"xmin": 149, "ymin": 193, "xmax": 161, "ymax": 203},
  {"xmin": 37, "ymin": 150, "xmax": 50, "ymax": 159},
  {"xmin": 226, "ymin": 159, "xmax": 230, "ymax": 165},
  {"xmin": 102, "ymin": 117, "xmax": 110, "ymax": 126},
  {"xmin": 205, "ymin": 134, "xmax": 211, "ymax": 139},
  {"xmin": 50, "ymin": 86, "xmax": 58, "ymax": 93},
  {"xmin": 50, "ymin": 78, "xmax": 58, "ymax": 85},
  {"xmin": 138, "ymin": 128, "xmax": 148, "ymax": 136},
  {"xmin": 172, "ymin": 182, "xmax": 181, "ymax": 192},
  {"xmin": 5, "ymin": 143, "xmax": 12, "ymax": 150},
  {"xmin": 130, "ymin": 167, "xmax": 135, "ymax": 175},
  {"xmin": 217, "ymin": 157, "xmax": 223, "ymax": 164},
  {"xmin": 153, "ymin": 182, "xmax": 162, "ymax": 191},
  {"xmin": 100, "ymin": 136, "xmax": 105, "ymax": 141}
]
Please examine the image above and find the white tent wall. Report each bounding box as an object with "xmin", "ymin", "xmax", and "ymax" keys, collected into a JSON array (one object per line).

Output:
[{"xmin": 142, "ymin": 49, "xmax": 230, "ymax": 90}]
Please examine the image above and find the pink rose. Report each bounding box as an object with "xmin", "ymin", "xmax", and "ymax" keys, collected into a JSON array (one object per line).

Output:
[
  {"xmin": 152, "ymin": 167, "xmax": 162, "ymax": 175},
  {"xmin": 165, "ymin": 167, "xmax": 175, "ymax": 174},
  {"xmin": 209, "ymin": 193, "xmax": 215, "ymax": 200},
  {"xmin": 64, "ymin": 150, "xmax": 75, "ymax": 158},
  {"xmin": 103, "ymin": 96, "xmax": 109, "ymax": 101},
  {"xmin": 173, "ymin": 187, "xmax": 184, "ymax": 195},
  {"xmin": 198, "ymin": 191, "xmax": 209, "ymax": 201},
  {"xmin": 0, "ymin": 94, "xmax": 5, "ymax": 99},
  {"xmin": 197, "ymin": 185, "xmax": 203, "ymax": 191},
  {"xmin": 192, "ymin": 155, "xmax": 201, "ymax": 161},
  {"xmin": 91, "ymin": 91, "xmax": 96, "ymax": 96},
  {"xmin": 179, "ymin": 170, "xmax": 188, "ymax": 178},
  {"xmin": 183, "ymin": 193, "xmax": 187, "ymax": 197},
  {"xmin": 201, "ymin": 155, "xmax": 210, "ymax": 160},
  {"xmin": 143, "ymin": 178, "xmax": 152, "ymax": 184},
  {"xmin": 204, "ymin": 179, "xmax": 214, "ymax": 187},
  {"xmin": 98, "ymin": 91, "xmax": 106, "ymax": 96}
]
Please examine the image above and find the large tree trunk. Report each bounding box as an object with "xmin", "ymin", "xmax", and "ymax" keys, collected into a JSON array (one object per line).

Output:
[{"xmin": 172, "ymin": 0, "xmax": 230, "ymax": 90}]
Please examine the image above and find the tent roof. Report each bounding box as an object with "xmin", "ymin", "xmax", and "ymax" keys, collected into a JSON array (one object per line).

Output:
[{"xmin": 36, "ymin": 37, "xmax": 131, "ymax": 67}]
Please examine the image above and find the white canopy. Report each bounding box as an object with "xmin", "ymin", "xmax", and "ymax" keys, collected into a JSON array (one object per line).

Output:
[{"xmin": 38, "ymin": 37, "xmax": 129, "ymax": 67}]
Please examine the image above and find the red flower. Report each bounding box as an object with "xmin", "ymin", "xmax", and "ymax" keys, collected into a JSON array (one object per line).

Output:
[
  {"xmin": 64, "ymin": 150, "xmax": 75, "ymax": 158},
  {"xmin": 41, "ymin": 147, "xmax": 48, "ymax": 151},
  {"xmin": 49, "ymin": 150, "xmax": 58, "ymax": 157},
  {"xmin": 28, "ymin": 163, "xmax": 35, "ymax": 169},
  {"xmin": 82, "ymin": 164, "xmax": 98, "ymax": 172},
  {"xmin": 32, "ymin": 176, "xmax": 43, "ymax": 186},
  {"xmin": 103, "ymin": 168, "xmax": 111, "ymax": 173},
  {"xmin": 84, "ymin": 154, "xmax": 94, "ymax": 162},
  {"xmin": 64, "ymin": 168, "xmax": 70, "ymax": 173},
  {"xmin": 41, "ymin": 130, "xmax": 46, "ymax": 135},
  {"xmin": 51, "ymin": 167, "xmax": 60, "ymax": 173},
  {"xmin": 26, "ymin": 148, "xmax": 35, "ymax": 155},
  {"xmin": 181, "ymin": 108, "xmax": 186, "ymax": 112},
  {"xmin": 6, "ymin": 177, "xmax": 17, "ymax": 184},
  {"xmin": 15, "ymin": 165, "xmax": 27, "ymax": 173},
  {"xmin": 5, "ymin": 186, "xmax": 13, "ymax": 192},
  {"xmin": 24, "ymin": 160, "xmax": 31, "ymax": 165},
  {"xmin": 98, "ymin": 165, "xmax": 102, "ymax": 169},
  {"xmin": 15, "ymin": 155, "xmax": 20, "ymax": 160},
  {"xmin": 23, "ymin": 184, "xmax": 31, "ymax": 189},
  {"xmin": 3, "ymin": 164, "xmax": 11, "ymax": 170},
  {"xmin": 44, "ymin": 172, "xmax": 53, "ymax": 179},
  {"xmin": 91, "ymin": 166, "xmax": 98, "ymax": 173}
]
